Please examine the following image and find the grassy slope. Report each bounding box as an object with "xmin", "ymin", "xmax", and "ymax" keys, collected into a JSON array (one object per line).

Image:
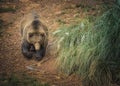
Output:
[{"xmin": 55, "ymin": 4, "xmax": 120, "ymax": 86}]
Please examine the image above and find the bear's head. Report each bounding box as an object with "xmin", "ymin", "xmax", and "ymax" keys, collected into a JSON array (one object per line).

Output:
[{"xmin": 26, "ymin": 20, "xmax": 47, "ymax": 51}]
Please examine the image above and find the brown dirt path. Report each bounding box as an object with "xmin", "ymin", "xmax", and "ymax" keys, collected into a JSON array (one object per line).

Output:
[
  {"xmin": 0, "ymin": 0, "xmax": 84, "ymax": 86},
  {"xmin": 0, "ymin": 0, "xmax": 107, "ymax": 85}
]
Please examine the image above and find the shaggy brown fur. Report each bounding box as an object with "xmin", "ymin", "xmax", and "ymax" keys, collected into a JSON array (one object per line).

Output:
[{"xmin": 20, "ymin": 12, "xmax": 48, "ymax": 60}]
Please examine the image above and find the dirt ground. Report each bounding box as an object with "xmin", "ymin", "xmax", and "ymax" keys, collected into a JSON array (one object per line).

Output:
[{"xmin": 0, "ymin": 0, "xmax": 113, "ymax": 86}]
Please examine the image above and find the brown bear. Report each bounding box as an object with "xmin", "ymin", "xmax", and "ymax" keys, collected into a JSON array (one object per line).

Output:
[{"xmin": 20, "ymin": 12, "xmax": 48, "ymax": 61}]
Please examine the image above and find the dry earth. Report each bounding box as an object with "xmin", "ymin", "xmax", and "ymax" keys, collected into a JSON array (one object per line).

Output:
[{"xmin": 0, "ymin": 0, "xmax": 111, "ymax": 86}]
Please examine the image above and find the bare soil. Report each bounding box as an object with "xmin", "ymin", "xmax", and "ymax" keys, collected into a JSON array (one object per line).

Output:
[{"xmin": 0, "ymin": 0, "xmax": 111, "ymax": 86}]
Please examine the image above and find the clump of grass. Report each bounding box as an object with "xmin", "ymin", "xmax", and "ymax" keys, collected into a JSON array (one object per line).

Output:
[
  {"xmin": 0, "ymin": 19, "xmax": 5, "ymax": 36},
  {"xmin": 54, "ymin": 19, "xmax": 93, "ymax": 75},
  {"xmin": 0, "ymin": 7, "xmax": 16, "ymax": 13},
  {"xmin": 55, "ymin": 4, "xmax": 120, "ymax": 86},
  {"xmin": 0, "ymin": 73, "xmax": 49, "ymax": 86}
]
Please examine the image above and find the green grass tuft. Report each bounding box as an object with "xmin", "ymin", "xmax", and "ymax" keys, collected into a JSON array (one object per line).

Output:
[
  {"xmin": 55, "ymin": 5, "xmax": 120, "ymax": 86},
  {"xmin": 0, "ymin": 7, "xmax": 16, "ymax": 13},
  {"xmin": 0, "ymin": 73, "xmax": 49, "ymax": 86}
]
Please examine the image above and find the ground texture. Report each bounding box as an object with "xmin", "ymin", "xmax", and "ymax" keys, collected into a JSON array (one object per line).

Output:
[{"xmin": 0, "ymin": 0, "xmax": 110, "ymax": 86}]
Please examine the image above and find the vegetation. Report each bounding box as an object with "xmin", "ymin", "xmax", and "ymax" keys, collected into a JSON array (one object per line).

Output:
[
  {"xmin": 0, "ymin": 7, "xmax": 16, "ymax": 13},
  {"xmin": 0, "ymin": 73, "xmax": 49, "ymax": 86},
  {"xmin": 55, "ymin": 3, "xmax": 120, "ymax": 86}
]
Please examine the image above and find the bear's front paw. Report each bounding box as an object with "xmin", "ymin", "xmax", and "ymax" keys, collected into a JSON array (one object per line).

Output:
[
  {"xmin": 22, "ymin": 52, "xmax": 33, "ymax": 59},
  {"xmin": 34, "ymin": 54, "xmax": 43, "ymax": 61}
]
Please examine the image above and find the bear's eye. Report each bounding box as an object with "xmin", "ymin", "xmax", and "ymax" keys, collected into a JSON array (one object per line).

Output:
[{"xmin": 29, "ymin": 33, "xmax": 33, "ymax": 37}]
